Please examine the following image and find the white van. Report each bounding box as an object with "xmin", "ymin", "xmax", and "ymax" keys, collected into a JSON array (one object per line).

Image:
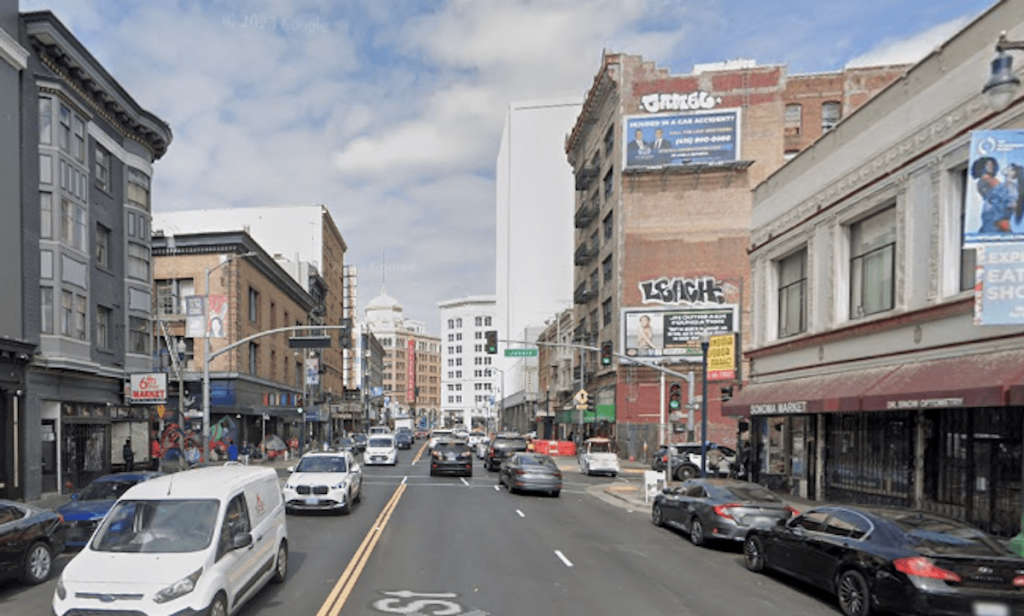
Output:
[
  {"xmin": 52, "ymin": 465, "xmax": 288, "ymax": 616},
  {"xmin": 363, "ymin": 434, "xmax": 398, "ymax": 465}
]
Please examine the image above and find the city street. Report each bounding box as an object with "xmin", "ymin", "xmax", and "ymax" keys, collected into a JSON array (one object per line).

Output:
[{"xmin": 2, "ymin": 443, "xmax": 845, "ymax": 616}]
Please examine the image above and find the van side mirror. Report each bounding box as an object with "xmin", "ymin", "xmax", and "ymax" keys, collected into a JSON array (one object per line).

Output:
[{"xmin": 230, "ymin": 532, "xmax": 253, "ymax": 550}]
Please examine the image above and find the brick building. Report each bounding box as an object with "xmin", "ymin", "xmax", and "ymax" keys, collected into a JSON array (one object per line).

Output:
[{"xmin": 565, "ymin": 53, "xmax": 907, "ymax": 464}]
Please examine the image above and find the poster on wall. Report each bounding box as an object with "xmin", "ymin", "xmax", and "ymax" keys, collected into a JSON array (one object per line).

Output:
[
  {"xmin": 621, "ymin": 306, "xmax": 738, "ymax": 361},
  {"xmin": 974, "ymin": 243, "xmax": 1024, "ymax": 325},
  {"xmin": 964, "ymin": 130, "xmax": 1024, "ymax": 245},
  {"xmin": 623, "ymin": 108, "xmax": 741, "ymax": 170}
]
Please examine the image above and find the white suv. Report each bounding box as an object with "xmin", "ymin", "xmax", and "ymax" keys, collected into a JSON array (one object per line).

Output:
[{"xmin": 282, "ymin": 451, "xmax": 362, "ymax": 515}]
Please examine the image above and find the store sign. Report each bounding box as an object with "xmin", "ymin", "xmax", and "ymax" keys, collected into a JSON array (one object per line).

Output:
[
  {"xmin": 127, "ymin": 373, "xmax": 168, "ymax": 404},
  {"xmin": 640, "ymin": 91, "xmax": 721, "ymax": 113},
  {"xmin": 885, "ymin": 397, "xmax": 964, "ymax": 410},
  {"xmin": 750, "ymin": 401, "xmax": 807, "ymax": 415},
  {"xmin": 706, "ymin": 334, "xmax": 735, "ymax": 381}
]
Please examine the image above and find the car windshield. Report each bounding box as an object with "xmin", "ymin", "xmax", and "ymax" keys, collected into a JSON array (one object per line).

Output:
[
  {"xmin": 587, "ymin": 441, "xmax": 613, "ymax": 453},
  {"xmin": 368, "ymin": 438, "xmax": 393, "ymax": 448},
  {"xmin": 91, "ymin": 499, "xmax": 219, "ymax": 553},
  {"xmin": 353, "ymin": 434, "xmax": 367, "ymax": 442},
  {"xmin": 296, "ymin": 456, "xmax": 347, "ymax": 473},
  {"xmin": 79, "ymin": 479, "xmax": 140, "ymax": 501}
]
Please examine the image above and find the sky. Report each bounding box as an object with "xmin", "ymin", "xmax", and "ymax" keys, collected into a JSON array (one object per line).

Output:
[{"xmin": 22, "ymin": 0, "xmax": 1000, "ymax": 332}]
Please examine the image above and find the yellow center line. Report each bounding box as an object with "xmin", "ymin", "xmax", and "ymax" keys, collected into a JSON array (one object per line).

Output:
[
  {"xmin": 315, "ymin": 481, "xmax": 408, "ymax": 616},
  {"xmin": 411, "ymin": 439, "xmax": 429, "ymax": 464}
]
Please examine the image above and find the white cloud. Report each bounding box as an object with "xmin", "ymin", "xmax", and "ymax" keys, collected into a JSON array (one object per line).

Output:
[{"xmin": 846, "ymin": 15, "xmax": 975, "ymax": 68}]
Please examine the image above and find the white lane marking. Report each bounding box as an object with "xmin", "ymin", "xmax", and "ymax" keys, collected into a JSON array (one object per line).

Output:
[
  {"xmin": 402, "ymin": 476, "xmax": 408, "ymax": 484},
  {"xmin": 494, "ymin": 485, "xmax": 500, "ymax": 491},
  {"xmin": 516, "ymin": 509, "xmax": 525, "ymax": 518},
  {"xmin": 554, "ymin": 550, "xmax": 574, "ymax": 567},
  {"xmin": 460, "ymin": 477, "xmax": 470, "ymax": 487}
]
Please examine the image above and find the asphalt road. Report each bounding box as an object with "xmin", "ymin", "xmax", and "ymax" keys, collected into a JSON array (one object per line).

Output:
[{"xmin": 0, "ymin": 443, "xmax": 849, "ymax": 616}]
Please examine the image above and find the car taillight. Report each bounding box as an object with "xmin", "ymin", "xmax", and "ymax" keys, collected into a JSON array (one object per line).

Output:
[
  {"xmin": 515, "ymin": 469, "xmax": 528, "ymax": 476},
  {"xmin": 893, "ymin": 557, "xmax": 962, "ymax": 582},
  {"xmin": 553, "ymin": 472, "xmax": 562, "ymax": 479},
  {"xmin": 712, "ymin": 503, "xmax": 739, "ymax": 520},
  {"xmin": 785, "ymin": 506, "xmax": 799, "ymax": 517},
  {"xmin": 489, "ymin": 448, "xmax": 495, "ymax": 457},
  {"xmin": 662, "ymin": 454, "xmax": 668, "ymax": 463},
  {"xmin": 1014, "ymin": 575, "xmax": 1024, "ymax": 588}
]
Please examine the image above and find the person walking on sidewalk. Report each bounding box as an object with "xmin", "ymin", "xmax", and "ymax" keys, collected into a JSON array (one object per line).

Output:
[{"xmin": 123, "ymin": 439, "xmax": 135, "ymax": 472}]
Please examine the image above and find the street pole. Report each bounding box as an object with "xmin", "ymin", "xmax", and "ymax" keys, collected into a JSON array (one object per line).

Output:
[{"xmin": 700, "ymin": 333, "xmax": 710, "ymax": 478}]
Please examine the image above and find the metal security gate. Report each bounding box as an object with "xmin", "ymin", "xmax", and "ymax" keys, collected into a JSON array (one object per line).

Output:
[
  {"xmin": 62, "ymin": 422, "xmax": 109, "ymax": 493},
  {"xmin": 825, "ymin": 411, "xmax": 914, "ymax": 508}
]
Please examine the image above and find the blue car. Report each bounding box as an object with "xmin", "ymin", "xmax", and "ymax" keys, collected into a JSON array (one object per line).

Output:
[{"xmin": 56, "ymin": 471, "xmax": 164, "ymax": 548}]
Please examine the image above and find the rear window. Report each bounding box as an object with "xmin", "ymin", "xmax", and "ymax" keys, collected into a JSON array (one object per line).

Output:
[
  {"xmin": 435, "ymin": 443, "xmax": 471, "ymax": 454},
  {"xmin": 724, "ymin": 485, "xmax": 782, "ymax": 503},
  {"xmin": 521, "ymin": 455, "xmax": 556, "ymax": 468},
  {"xmin": 495, "ymin": 438, "xmax": 528, "ymax": 449},
  {"xmin": 883, "ymin": 511, "xmax": 1006, "ymax": 555},
  {"xmin": 368, "ymin": 438, "xmax": 394, "ymax": 448}
]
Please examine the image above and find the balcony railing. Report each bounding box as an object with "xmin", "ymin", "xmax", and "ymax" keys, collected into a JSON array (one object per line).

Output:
[
  {"xmin": 575, "ymin": 165, "xmax": 598, "ymax": 191},
  {"xmin": 574, "ymin": 200, "xmax": 597, "ymax": 228},
  {"xmin": 574, "ymin": 243, "xmax": 597, "ymax": 266},
  {"xmin": 573, "ymin": 284, "xmax": 595, "ymax": 305}
]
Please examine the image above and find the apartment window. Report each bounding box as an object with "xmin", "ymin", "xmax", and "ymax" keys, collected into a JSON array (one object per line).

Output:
[
  {"xmin": 40, "ymin": 155, "xmax": 52, "ymax": 184},
  {"xmin": 456, "ymin": 318, "xmax": 462, "ymax": 327},
  {"xmin": 849, "ymin": 207, "xmax": 896, "ymax": 319},
  {"xmin": 602, "ymin": 255, "xmax": 612, "ymax": 285},
  {"xmin": 785, "ymin": 103, "xmax": 802, "ymax": 135},
  {"xmin": 127, "ymin": 168, "xmax": 150, "ymax": 210},
  {"xmin": 603, "ymin": 167, "xmax": 614, "ymax": 200},
  {"xmin": 447, "ymin": 319, "xmax": 454, "ymax": 328},
  {"xmin": 127, "ymin": 243, "xmax": 149, "ymax": 280},
  {"xmin": 129, "ymin": 317, "xmax": 149, "ymax": 354},
  {"xmin": 40, "ymin": 193, "xmax": 53, "ymax": 239},
  {"xmin": 249, "ymin": 342, "xmax": 258, "ymax": 374},
  {"xmin": 269, "ymin": 301, "xmax": 276, "ymax": 330},
  {"xmin": 95, "ymin": 147, "xmax": 109, "ymax": 192},
  {"xmin": 58, "ymin": 105, "xmax": 70, "ymax": 153},
  {"xmin": 778, "ymin": 249, "xmax": 807, "ymax": 338},
  {"xmin": 60, "ymin": 290, "xmax": 72, "ymax": 336},
  {"xmin": 822, "ymin": 101, "xmax": 841, "ymax": 132},
  {"xmin": 248, "ymin": 287, "xmax": 260, "ymax": 323},
  {"xmin": 72, "ymin": 116, "xmax": 85, "ymax": 163},
  {"xmin": 475, "ymin": 316, "xmax": 482, "ymax": 326},
  {"xmin": 156, "ymin": 279, "xmax": 194, "ymax": 316},
  {"xmin": 602, "ymin": 298, "xmax": 612, "ymax": 327},
  {"xmin": 484, "ymin": 316, "xmax": 492, "ymax": 326},
  {"xmin": 589, "ymin": 269, "xmax": 599, "ymax": 292},
  {"xmin": 604, "ymin": 124, "xmax": 615, "ymax": 156},
  {"xmin": 474, "ymin": 344, "xmax": 482, "ymax": 352},
  {"xmin": 74, "ymin": 295, "xmax": 86, "ymax": 341},
  {"xmin": 603, "ymin": 211, "xmax": 613, "ymax": 240},
  {"xmin": 39, "ymin": 98, "xmax": 52, "ymax": 145},
  {"xmin": 96, "ymin": 224, "xmax": 110, "ymax": 269},
  {"xmin": 41, "ymin": 287, "xmax": 54, "ymax": 334},
  {"xmin": 957, "ymin": 168, "xmax": 977, "ymax": 293},
  {"xmin": 96, "ymin": 305, "xmax": 110, "ymax": 349}
]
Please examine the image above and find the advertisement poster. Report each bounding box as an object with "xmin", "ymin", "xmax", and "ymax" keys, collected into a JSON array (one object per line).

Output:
[
  {"xmin": 305, "ymin": 356, "xmax": 320, "ymax": 386},
  {"xmin": 974, "ymin": 243, "xmax": 1024, "ymax": 325},
  {"xmin": 621, "ymin": 306, "xmax": 738, "ymax": 360},
  {"xmin": 185, "ymin": 296, "xmax": 205, "ymax": 338},
  {"xmin": 964, "ymin": 130, "xmax": 1024, "ymax": 245},
  {"xmin": 127, "ymin": 373, "xmax": 168, "ymax": 404},
  {"xmin": 623, "ymin": 108, "xmax": 741, "ymax": 170},
  {"xmin": 706, "ymin": 334, "xmax": 736, "ymax": 381},
  {"xmin": 207, "ymin": 294, "xmax": 228, "ymax": 338}
]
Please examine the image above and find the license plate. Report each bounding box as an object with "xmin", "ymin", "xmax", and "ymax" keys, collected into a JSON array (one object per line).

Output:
[
  {"xmin": 974, "ymin": 601, "xmax": 1009, "ymax": 616},
  {"xmin": 304, "ymin": 497, "xmax": 320, "ymax": 505}
]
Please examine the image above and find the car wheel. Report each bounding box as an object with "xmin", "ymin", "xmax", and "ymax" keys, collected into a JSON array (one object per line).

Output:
[
  {"xmin": 744, "ymin": 535, "xmax": 765, "ymax": 572},
  {"xmin": 676, "ymin": 464, "xmax": 699, "ymax": 481},
  {"xmin": 22, "ymin": 541, "xmax": 52, "ymax": 584},
  {"xmin": 339, "ymin": 492, "xmax": 351, "ymax": 515},
  {"xmin": 837, "ymin": 569, "xmax": 872, "ymax": 616},
  {"xmin": 354, "ymin": 482, "xmax": 362, "ymax": 503},
  {"xmin": 272, "ymin": 541, "xmax": 288, "ymax": 583},
  {"xmin": 689, "ymin": 517, "xmax": 705, "ymax": 547},
  {"xmin": 206, "ymin": 592, "xmax": 228, "ymax": 616},
  {"xmin": 652, "ymin": 504, "xmax": 664, "ymax": 527}
]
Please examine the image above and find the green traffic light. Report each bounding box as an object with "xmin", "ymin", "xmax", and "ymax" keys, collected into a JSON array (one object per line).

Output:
[{"xmin": 669, "ymin": 400, "xmax": 680, "ymax": 410}]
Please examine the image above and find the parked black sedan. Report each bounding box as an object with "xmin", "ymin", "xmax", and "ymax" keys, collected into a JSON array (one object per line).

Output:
[
  {"xmin": 651, "ymin": 478, "xmax": 795, "ymax": 546},
  {"xmin": 0, "ymin": 499, "xmax": 66, "ymax": 585},
  {"xmin": 498, "ymin": 453, "xmax": 562, "ymax": 497},
  {"xmin": 744, "ymin": 505, "xmax": 1024, "ymax": 616}
]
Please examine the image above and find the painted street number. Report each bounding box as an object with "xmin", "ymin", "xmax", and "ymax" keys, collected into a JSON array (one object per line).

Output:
[{"xmin": 371, "ymin": 590, "xmax": 488, "ymax": 616}]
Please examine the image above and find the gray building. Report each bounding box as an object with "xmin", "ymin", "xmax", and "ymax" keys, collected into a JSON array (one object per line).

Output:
[{"xmin": 4, "ymin": 6, "xmax": 171, "ymax": 500}]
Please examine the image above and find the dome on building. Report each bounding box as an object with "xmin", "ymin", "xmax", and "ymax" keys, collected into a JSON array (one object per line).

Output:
[{"xmin": 366, "ymin": 288, "xmax": 402, "ymax": 313}]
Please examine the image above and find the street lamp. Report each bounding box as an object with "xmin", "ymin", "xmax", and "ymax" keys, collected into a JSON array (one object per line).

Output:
[
  {"xmin": 699, "ymin": 331, "xmax": 711, "ymax": 478},
  {"xmin": 491, "ymin": 367, "xmax": 505, "ymax": 432},
  {"xmin": 202, "ymin": 251, "xmax": 255, "ymax": 464},
  {"xmin": 983, "ymin": 31, "xmax": 1024, "ymax": 112}
]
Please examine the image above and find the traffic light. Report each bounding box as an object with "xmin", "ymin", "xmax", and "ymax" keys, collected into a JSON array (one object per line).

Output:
[
  {"xmin": 668, "ymin": 382, "xmax": 682, "ymax": 411},
  {"xmin": 721, "ymin": 386, "xmax": 734, "ymax": 402},
  {"xmin": 587, "ymin": 397, "xmax": 596, "ymax": 414},
  {"xmin": 485, "ymin": 330, "xmax": 498, "ymax": 355},
  {"xmin": 600, "ymin": 341, "xmax": 613, "ymax": 366}
]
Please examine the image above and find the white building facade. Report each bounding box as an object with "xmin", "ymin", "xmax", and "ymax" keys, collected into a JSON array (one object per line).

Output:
[{"xmin": 438, "ymin": 296, "xmax": 497, "ymax": 430}]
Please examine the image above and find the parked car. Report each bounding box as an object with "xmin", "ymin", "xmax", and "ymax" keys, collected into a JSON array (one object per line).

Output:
[
  {"xmin": 395, "ymin": 431, "xmax": 413, "ymax": 450},
  {"xmin": 651, "ymin": 478, "xmax": 796, "ymax": 546},
  {"xmin": 0, "ymin": 500, "xmax": 66, "ymax": 585},
  {"xmin": 498, "ymin": 453, "xmax": 562, "ymax": 497},
  {"xmin": 578, "ymin": 437, "xmax": 619, "ymax": 476},
  {"xmin": 53, "ymin": 466, "xmax": 287, "ymax": 616},
  {"xmin": 429, "ymin": 440, "xmax": 473, "ymax": 477},
  {"xmin": 653, "ymin": 443, "xmax": 737, "ymax": 480},
  {"xmin": 351, "ymin": 433, "xmax": 367, "ymax": 454},
  {"xmin": 363, "ymin": 434, "xmax": 398, "ymax": 466},
  {"xmin": 485, "ymin": 434, "xmax": 529, "ymax": 471},
  {"xmin": 57, "ymin": 471, "xmax": 164, "ymax": 548},
  {"xmin": 283, "ymin": 451, "xmax": 362, "ymax": 515},
  {"xmin": 744, "ymin": 505, "xmax": 1024, "ymax": 616}
]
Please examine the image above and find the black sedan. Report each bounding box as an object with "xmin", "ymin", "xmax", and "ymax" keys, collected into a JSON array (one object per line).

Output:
[
  {"xmin": 0, "ymin": 499, "xmax": 66, "ymax": 585},
  {"xmin": 652, "ymin": 478, "xmax": 795, "ymax": 546},
  {"xmin": 429, "ymin": 440, "xmax": 473, "ymax": 477},
  {"xmin": 744, "ymin": 505, "xmax": 1024, "ymax": 616},
  {"xmin": 498, "ymin": 453, "xmax": 562, "ymax": 497}
]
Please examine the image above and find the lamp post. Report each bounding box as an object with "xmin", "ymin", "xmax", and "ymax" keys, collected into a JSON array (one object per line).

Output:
[
  {"xmin": 700, "ymin": 331, "xmax": 711, "ymax": 478},
  {"xmin": 202, "ymin": 251, "xmax": 255, "ymax": 464},
  {"xmin": 983, "ymin": 32, "xmax": 1024, "ymax": 112},
  {"xmin": 492, "ymin": 367, "xmax": 505, "ymax": 432}
]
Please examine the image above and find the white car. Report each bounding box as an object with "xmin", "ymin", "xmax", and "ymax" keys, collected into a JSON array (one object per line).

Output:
[
  {"xmin": 282, "ymin": 451, "xmax": 362, "ymax": 514},
  {"xmin": 363, "ymin": 435, "xmax": 398, "ymax": 465},
  {"xmin": 428, "ymin": 429, "xmax": 453, "ymax": 450},
  {"xmin": 578, "ymin": 437, "xmax": 620, "ymax": 477}
]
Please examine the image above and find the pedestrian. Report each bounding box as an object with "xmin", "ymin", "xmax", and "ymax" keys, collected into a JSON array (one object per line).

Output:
[
  {"xmin": 227, "ymin": 438, "xmax": 238, "ymax": 462},
  {"xmin": 240, "ymin": 441, "xmax": 251, "ymax": 465},
  {"xmin": 122, "ymin": 438, "xmax": 135, "ymax": 472}
]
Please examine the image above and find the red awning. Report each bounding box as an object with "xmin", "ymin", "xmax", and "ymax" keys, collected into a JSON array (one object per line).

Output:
[
  {"xmin": 860, "ymin": 349, "xmax": 1024, "ymax": 411},
  {"xmin": 722, "ymin": 366, "xmax": 896, "ymax": 417}
]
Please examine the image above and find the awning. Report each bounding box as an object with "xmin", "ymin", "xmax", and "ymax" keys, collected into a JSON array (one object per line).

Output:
[
  {"xmin": 723, "ymin": 366, "xmax": 895, "ymax": 417},
  {"xmin": 723, "ymin": 349, "xmax": 1024, "ymax": 417},
  {"xmin": 860, "ymin": 349, "xmax": 1024, "ymax": 411}
]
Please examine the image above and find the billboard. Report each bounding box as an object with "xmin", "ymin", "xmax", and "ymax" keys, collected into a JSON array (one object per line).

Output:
[
  {"xmin": 621, "ymin": 305, "xmax": 738, "ymax": 360},
  {"xmin": 623, "ymin": 108, "xmax": 741, "ymax": 170},
  {"xmin": 974, "ymin": 243, "xmax": 1024, "ymax": 325},
  {"xmin": 964, "ymin": 130, "xmax": 1024, "ymax": 245},
  {"xmin": 127, "ymin": 373, "xmax": 168, "ymax": 404}
]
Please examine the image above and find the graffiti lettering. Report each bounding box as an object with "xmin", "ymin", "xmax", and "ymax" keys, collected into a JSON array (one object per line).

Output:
[
  {"xmin": 640, "ymin": 277, "xmax": 724, "ymax": 305},
  {"xmin": 641, "ymin": 91, "xmax": 721, "ymax": 113}
]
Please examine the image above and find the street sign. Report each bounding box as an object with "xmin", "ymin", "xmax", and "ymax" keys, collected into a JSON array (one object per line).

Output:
[
  {"xmin": 504, "ymin": 348, "xmax": 538, "ymax": 357},
  {"xmin": 574, "ymin": 389, "xmax": 589, "ymax": 405},
  {"xmin": 289, "ymin": 336, "xmax": 332, "ymax": 349}
]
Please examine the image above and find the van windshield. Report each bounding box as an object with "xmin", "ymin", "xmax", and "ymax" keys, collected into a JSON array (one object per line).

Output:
[
  {"xmin": 91, "ymin": 499, "xmax": 219, "ymax": 553},
  {"xmin": 369, "ymin": 438, "xmax": 393, "ymax": 448}
]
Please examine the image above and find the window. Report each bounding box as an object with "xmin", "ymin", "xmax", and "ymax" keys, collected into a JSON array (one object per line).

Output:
[
  {"xmin": 447, "ymin": 319, "xmax": 454, "ymax": 329},
  {"xmin": 957, "ymin": 168, "xmax": 976, "ymax": 293},
  {"xmin": 270, "ymin": 301, "xmax": 276, "ymax": 329},
  {"xmin": 603, "ymin": 211, "xmax": 613, "ymax": 240},
  {"xmin": 74, "ymin": 294, "xmax": 86, "ymax": 340},
  {"xmin": 156, "ymin": 279, "xmax": 194, "ymax": 316},
  {"xmin": 602, "ymin": 255, "xmax": 612, "ymax": 284},
  {"xmin": 849, "ymin": 207, "xmax": 896, "ymax": 318},
  {"xmin": 61, "ymin": 290, "xmax": 72, "ymax": 336},
  {"xmin": 248, "ymin": 287, "xmax": 259, "ymax": 323},
  {"xmin": 41, "ymin": 287, "xmax": 53, "ymax": 334},
  {"xmin": 822, "ymin": 101, "xmax": 841, "ymax": 132},
  {"xmin": 60, "ymin": 198, "xmax": 87, "ymax": 251},
  {"xmin": 793, "ymin": 510, "xmax": 829, "ymax": 532},
  {"xmin": 72, "ymin": 116, "xmax": 85, "ymax": 163},
  {"xmin": 475, "ymin": 316, "xmax": 482, "ymax": 326},
  {"xmin": 456, "ymin": 318, "xmax": 462, "ymax": 327},
  {"xmin": 40, "ymin": 155, "xmax": 52, "ymax": 184},
  {"xmin": 58, "ymin": 105, "xmax": 70, "ymax": 153},
  {"xmin": 602, "ymin": 298, "xmax": 612, "ymax": 327},
  {"xmin": 778, "ymin": 249, "xmax": 807, "ymax": 338},
  {"xmin": 474, "ymin": 344, "xmax": 482, "ymax": 352},
  {"xmin": 127, "ymin": 168, "xmax": 150, "ymax": 210},
  {"xmin": 39, "ymin": 98, "xmax": 52, "ymax": 145},
  {"xmin": 127, "ymin": 243, "xmax": 149, "ymax": 280},
  {"xmin": 96, "ymin": 306, "xmax": 110, "ymax": 350},
  {"xmin": 249, "ymin": 342, "xmax": 258, "ymax": 374},
  {"xmin": 484, "ymin": 316, "xmax": 492, "ymax": 326},
  {"xmin": 784, "ymin": 103, "xmax": 801, "ymax": 135},
  {"xmin": 96, "ymin": 224, "xmax": 110, "ymax": 269},
  {"xmin": 603, "ymin": 167, "xmax": 614, "ymax": 200},
  {"xmin": 95, "ymin": 147, "xmax": 109, "ymax": 192},
  {"xmin": 129, "ymin": 317, "xmax": 149, "ymax": 354},
  {"xmin": 40, "ymin": 193, "xmax": 53, "ymax": 239}
]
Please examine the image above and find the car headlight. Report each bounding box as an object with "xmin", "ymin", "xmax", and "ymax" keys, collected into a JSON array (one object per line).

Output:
[
  {"xmin": 331, "ymin": 480, "xmax": 346, "ymax": 489},
  {"xmin": 54, "ymin": 575, "xmax": 66, "ymax": 601},
  {"xmin": 153, "ymin": 568, "xmax": 203, "ymax": 604}
]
